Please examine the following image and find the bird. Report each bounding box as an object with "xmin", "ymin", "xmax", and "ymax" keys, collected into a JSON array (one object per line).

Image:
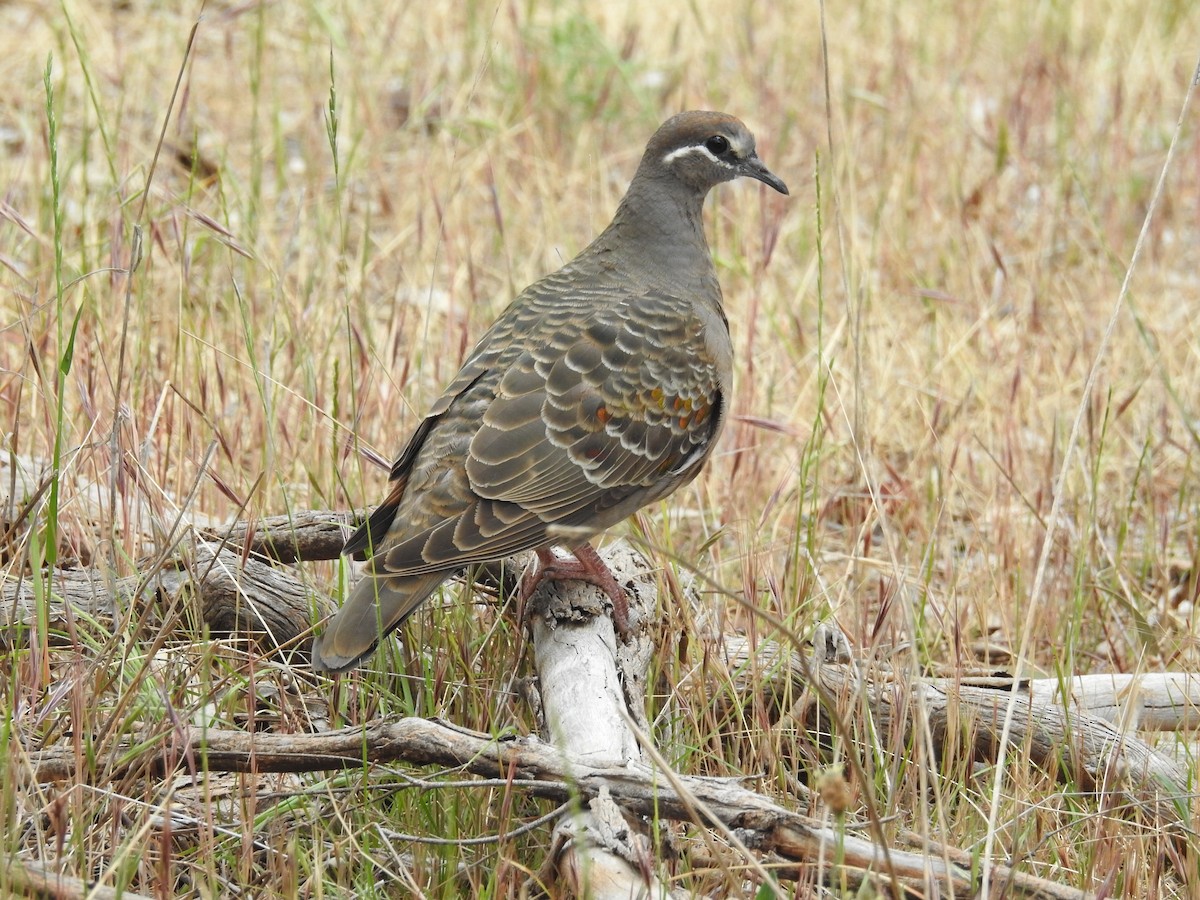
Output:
[{"xmin": 312, "ymin": 110, "xmax": 788, "ymax": 672}]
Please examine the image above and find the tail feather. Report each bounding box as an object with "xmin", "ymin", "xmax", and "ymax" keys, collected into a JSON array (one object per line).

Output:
[
  {"xmin": 311, "ymin": 570, "xmax": 448, "ymax": 672},
  {"xmin": 343, "ymin": 479, "xmax": 407, "ymax": 558}
]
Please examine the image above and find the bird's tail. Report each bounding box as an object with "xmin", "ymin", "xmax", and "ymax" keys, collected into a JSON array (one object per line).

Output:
[{"xmin": 311, "ymin": 570, "xmax": 448, "ymax": 672}]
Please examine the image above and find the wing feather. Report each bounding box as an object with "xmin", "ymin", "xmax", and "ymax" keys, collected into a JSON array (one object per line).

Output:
[{"xmin": 354, "ymin": 283, "xmax": 729, "ymax": 580}]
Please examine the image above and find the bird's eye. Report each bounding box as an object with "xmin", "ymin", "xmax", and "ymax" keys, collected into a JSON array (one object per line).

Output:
[{"xmin": 705, "ymin": 135, "xmax": 730, "ymax": 155}]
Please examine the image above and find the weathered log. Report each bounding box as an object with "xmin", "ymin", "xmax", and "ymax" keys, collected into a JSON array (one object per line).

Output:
[
  {"xmin": 714, "ymin": 637, "xmax": 1189, "ymax": 830},
  {"xmin": 2, "ymin": 509, "xmax": 1189, "ymax": 824},
  {"xmin": 3, "ymin": 508, "xmax": 1187, "ymax": 895},
  {"xmin": 1, "ymin": 539, "xmax": 334, "ymax": 653},
  {"xmin": 202, "ymin": 508, "xmax": 366, "ymax": 563},
  {"xmin": 19, "ymin": 716, "xmax": 1080, "ymax": 898},
  {"xmin": 2, "ymin": 855, "xmax": 153, "ymax": 900},
  {"xmin": 525, "ymin": 541, "xmax": 678, "ymax": 897}
]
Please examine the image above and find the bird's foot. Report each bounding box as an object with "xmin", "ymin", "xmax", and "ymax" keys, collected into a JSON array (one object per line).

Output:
[{"xmin": 520, "ymin": 544, "xmax": 631, "ymax": 637}]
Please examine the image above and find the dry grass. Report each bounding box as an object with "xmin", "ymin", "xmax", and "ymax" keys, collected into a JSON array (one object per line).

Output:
[{"xmin": 2, "ymin": 0, "xmax": 1199, "ymax": 896}]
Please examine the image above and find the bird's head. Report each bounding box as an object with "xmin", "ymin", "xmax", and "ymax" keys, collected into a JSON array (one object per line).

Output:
[{"xmin": 644, "ymin": 110, "xmax": 789, "ymax": 196}]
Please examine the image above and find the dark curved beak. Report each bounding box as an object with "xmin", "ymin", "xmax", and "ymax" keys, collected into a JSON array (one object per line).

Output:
[{"xmin": 742, "ymin": 154, "xmax": 789, "ymax": 195}]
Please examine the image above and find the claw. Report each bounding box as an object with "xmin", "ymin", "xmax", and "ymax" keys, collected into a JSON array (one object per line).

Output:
[{"xmin": 520, "ymin": 544, "xmax": 631, "ymax": 636}]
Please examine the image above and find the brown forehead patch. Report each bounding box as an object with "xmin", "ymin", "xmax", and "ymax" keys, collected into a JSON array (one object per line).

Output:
[{"xmin": 646, "ymin": 111, "xmax": 752, "ymax": 155}]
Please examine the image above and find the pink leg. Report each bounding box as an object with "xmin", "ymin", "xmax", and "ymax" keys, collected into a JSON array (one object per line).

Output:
[{"xmin": 519, "ymin": 544, "xmax": 631, "ymax": 636}]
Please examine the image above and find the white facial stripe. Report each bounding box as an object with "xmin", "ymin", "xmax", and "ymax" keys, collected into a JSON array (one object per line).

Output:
[{"xmin": 660, "ymin": 144, "xmax": 738, "ymax": 168}]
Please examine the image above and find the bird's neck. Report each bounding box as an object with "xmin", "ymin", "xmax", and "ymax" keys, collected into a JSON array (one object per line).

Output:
[{"xmin": 584, "ymin": 172, "xmax": 717, "ymax": 288}]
